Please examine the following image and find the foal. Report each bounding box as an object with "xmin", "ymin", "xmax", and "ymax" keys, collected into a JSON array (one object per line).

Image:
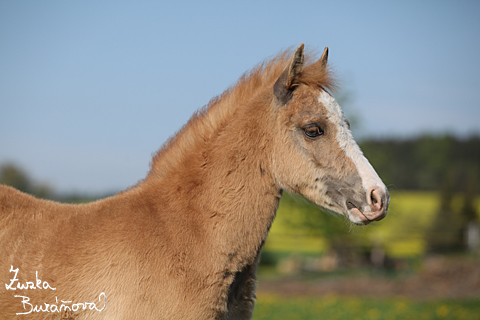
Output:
[{"xmin": 0, "ymin": 44, "xmax": 388, "ymax": 319}]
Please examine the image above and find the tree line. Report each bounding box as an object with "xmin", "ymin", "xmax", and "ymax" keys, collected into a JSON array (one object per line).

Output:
[{"xmin": 360, "ymin": 134, "xmax": 480, "ymax": 193}]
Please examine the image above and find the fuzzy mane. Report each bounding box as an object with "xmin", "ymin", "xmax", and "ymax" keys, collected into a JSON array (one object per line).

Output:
[{"xmin": 148, "ymin": 47, "xmax": 336, "ymax": 178}]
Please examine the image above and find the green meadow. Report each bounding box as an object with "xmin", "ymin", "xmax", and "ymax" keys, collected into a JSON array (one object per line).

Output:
[
  {"xmin": 253, "ymin": 190, "xmax": 480, "ymax": 320},
  {"xmin": 252, "ymin": 294, "xmax": 480, "ymax": 320}
]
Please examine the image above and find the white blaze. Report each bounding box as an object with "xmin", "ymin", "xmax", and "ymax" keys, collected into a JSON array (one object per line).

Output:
[{"xmin": 318, "ymin": 91, "xmax": 387, "ymax": 208}]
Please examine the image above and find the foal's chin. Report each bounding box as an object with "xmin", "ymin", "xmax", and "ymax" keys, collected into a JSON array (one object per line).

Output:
[
  {"xmin": 346, "ymin": 208, "xmax": 374, "ymax": 226},
  {"xmin": 321, "ymin": 204, "xmax": 387, "ymax": 226},
  {"xmin": 346, "ymin": 206, "xmax": 388, "ymax": 226}
]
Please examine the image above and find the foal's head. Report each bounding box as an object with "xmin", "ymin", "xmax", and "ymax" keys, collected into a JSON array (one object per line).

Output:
[{"xmin": 271, "ymin": 44, "xmax": 388, "ymax": 225}]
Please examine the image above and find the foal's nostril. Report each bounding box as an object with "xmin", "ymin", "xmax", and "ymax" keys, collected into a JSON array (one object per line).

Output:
[{"xmin": 369, "ymin": 189, "xmax": 383, "ymax": 211}]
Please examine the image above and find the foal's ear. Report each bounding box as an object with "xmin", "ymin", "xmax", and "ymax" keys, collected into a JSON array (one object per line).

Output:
[
  {"xmin": 317, "ymin": 46, "xmax": 329, "ymax": 69},
  {"xmin": 314, "ymin": 47, "xmax": 328, "ymax": 71},
  {"xmin": 273, "ymin": 43, "xmax": 305, "ymax": 105}
]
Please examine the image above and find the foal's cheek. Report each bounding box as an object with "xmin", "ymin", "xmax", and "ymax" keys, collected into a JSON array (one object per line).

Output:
[{"xmin": 309, "ymin": 141, "xmax": 336, "ymax": 170}]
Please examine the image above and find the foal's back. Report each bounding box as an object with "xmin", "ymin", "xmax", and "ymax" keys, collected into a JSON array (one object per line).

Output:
[
  {"xmin": 1, "ymin": 186, "xmax": 108, "ymax": 316},
  {"xmin": 1, "ymin": 186, "xmax": 130, "ymax": 318},
  {"xmin": 0, "ymin": 184, "xmax": 218, "ymax": 319}
]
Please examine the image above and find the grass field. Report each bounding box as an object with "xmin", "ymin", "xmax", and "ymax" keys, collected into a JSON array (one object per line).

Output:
[
  {"xmin": 252, "ymin": 294, "xmax": 480, "ymax": 320},
  {"xmin": 252, "ymin": 190, "xmax": 480, "ymax": 319},
  {"xmin": 265, "ymin": 190, "xmax": 480, "ymax": 258}
]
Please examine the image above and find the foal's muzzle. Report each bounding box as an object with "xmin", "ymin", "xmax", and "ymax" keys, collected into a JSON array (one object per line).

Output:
[{"xmin": 348, "ymin": 188, "xmax": 389, "ymax": 225}]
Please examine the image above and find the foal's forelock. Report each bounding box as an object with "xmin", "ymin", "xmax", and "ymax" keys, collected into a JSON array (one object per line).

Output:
[{"xmin": 318, "ymin": 91, "xmax": 389, "ymax": 224}]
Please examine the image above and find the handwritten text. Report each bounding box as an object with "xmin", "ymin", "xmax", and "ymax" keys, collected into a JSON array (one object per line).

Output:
[{"xmin": 4, "ymin": 266, "xmax": 106, "ymax": 315}]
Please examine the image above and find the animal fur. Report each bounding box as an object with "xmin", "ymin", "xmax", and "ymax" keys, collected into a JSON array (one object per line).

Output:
[{"xmin": 0, "ymin": 44, "xmax": 387, "ymax": 319}]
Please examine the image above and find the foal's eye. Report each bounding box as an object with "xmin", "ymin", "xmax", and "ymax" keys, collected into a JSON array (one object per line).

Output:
[{"xmin": 303, "ymin": 124, "xmax": 324, "ymax": 139}]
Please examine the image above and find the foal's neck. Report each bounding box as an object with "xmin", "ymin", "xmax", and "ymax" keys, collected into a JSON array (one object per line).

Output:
[{"xmin": 146, "ymin": 97, "xmax": 281, "ymax": 270}]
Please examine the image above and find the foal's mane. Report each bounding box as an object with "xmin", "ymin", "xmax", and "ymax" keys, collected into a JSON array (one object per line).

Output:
[{"xmin": 148, "ymin": 47, "xmax": 336, "ymax": 178}]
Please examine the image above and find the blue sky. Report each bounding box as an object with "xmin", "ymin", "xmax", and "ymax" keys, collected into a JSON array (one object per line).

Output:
[{"xmin": 1, "ymin": 1, "xmax": 479, "ymax": 194}]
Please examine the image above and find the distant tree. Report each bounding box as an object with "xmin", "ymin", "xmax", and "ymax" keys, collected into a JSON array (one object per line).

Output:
[
  {"xmin": 426, "ymin": 170, "xmax": 463, "ymax": 254},
  {"xmin": 360, "ymin": 134, "xmax": 480, "ymax": 192},
  {"xmin": 460, "ymin": 167, "xmax": 479, "ymax": 253},
  {"xmin": 414, "ymin": 135, "xmax": 453, "ymax": 190},
  {"xmin": 461, "ymin": 167, "xmax": 479, "ymax": 223},
  {"xmin": 0, "ymin": 163, "xmax": 54, "ymax": 199},
  {"xmin": 0, "ymin": 163, "xmax": 32, "ymax": 193}
]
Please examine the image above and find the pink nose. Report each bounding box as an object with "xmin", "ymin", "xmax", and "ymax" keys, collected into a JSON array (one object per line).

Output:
[{"xmin": 364, "ymin": 188, "xmax": 389, "ymax": 221}]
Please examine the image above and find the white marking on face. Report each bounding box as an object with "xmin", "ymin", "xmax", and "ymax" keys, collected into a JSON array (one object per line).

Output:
[{"xmin": 318, "ymin": 91, "xmax": 387, "ymax": 212}]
